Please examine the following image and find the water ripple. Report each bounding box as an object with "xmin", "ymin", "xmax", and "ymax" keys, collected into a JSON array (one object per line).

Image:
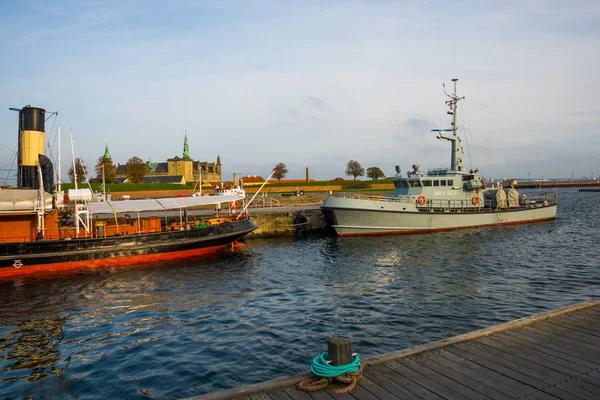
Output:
[{"xmin": 0, "ymin": 188, "xmax": 599, "ymax": 399}]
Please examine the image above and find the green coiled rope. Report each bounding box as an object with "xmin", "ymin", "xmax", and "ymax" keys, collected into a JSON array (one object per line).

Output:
[{"xmin": 310, "ymin": 352, "xmax": 361, "ymax": 377}]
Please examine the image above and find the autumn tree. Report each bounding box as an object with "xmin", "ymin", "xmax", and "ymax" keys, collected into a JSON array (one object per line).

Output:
[
  {"xmin": 367, "ymin": 166, "xmax": 385, "ymax": 180},
  {"xmin": 345, "ymin": 160, "xmax": 365, "ymax": 181},
  {"xmin": 126, "ymin": 156, "xmax": 147, "ymax": 184},
  {"xmin": 273, "ymin": 162, "xmax": 288, "ymax": 182},
  {"xmin": 68, "ymin": 157, "xmax": 88, "ymax": 184},
  {"xmin": 95, "ymin": 156, "xmax": 117, "ymax": 184}
]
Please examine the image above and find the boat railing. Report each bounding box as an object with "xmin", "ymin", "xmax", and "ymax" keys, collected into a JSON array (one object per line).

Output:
[{"xmin": 327, "ymin": 191, "xmax": 557, "ymax": 213}]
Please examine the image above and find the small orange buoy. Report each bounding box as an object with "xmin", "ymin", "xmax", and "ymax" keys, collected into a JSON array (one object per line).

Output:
[
  {"xmin": 417, "ymin": 195, "xmax": 427, "ymax": 205},
  {"xmin": 471, "ymin": 196, "xmax": 479, "ymax": 206}
]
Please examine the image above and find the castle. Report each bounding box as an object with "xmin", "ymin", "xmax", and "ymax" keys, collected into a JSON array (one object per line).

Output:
[{"xmin": 113, "ymin": 133, "xmax": 222, "ymax": 184}]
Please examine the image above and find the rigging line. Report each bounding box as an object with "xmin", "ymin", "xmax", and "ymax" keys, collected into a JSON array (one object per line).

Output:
[
  {"xmin": 2, "ymin": 144, "xmax": 18, "ymax": 186},
  {"xmin": 462, "ymin": 99, "xmax": 474, "ymax": 169},
  {"xmin": 71, "ymin": 135, "xmax": 93, "ymax": 191}
]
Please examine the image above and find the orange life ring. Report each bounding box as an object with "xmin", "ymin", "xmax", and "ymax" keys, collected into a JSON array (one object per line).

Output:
[
  {"xmin": 471, "ymin": 196, "xmax": 479, "ymax": 206},
  {"xmin": 230, "ymin": 201, "xmax": 238, "ymax": 209},
  {"xmin": 417, "ymin": 195, "xmax": 427, "ymax": 205},
  {"xmin": 481, "ymin": 179, "xmax": 487, "ymax": 189}
]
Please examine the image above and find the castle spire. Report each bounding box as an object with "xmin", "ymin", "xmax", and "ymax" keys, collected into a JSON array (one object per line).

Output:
[
  {"xmin": 183, "ymin": 130, "xmax": 190, "ymax": 158},
  {"xmin": 103, "ymin": 142, "xmax": 111, "ymax": 159}
]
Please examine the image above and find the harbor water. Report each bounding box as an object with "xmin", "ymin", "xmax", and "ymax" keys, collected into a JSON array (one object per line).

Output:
[{"xmin": 1, "ymin": 188, "xmax": 598, "ymax": 399}]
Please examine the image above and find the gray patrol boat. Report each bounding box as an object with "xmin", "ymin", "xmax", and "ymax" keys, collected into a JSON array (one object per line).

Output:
[{"xmin": 321, "ymin": 79, "xmax": 558, "ymax": 237}]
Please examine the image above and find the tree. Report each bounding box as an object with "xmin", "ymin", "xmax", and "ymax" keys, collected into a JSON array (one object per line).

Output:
[
  {"xmin": 273, "ymin": 162, "xmax": 288, "ymax": 182},
  {"xmin": 68, "ymin": 157, "xmax": 88, "ymax": 184},
  {"xmin": 345, "ymin": 160, "xmax": 365, "ymax": 181},
  {"xmin": 367, "ymin": 166, "xmax": 385, "ymax": 180},
  {"xmin": 126, "ymin": 156, "xmax": 147, "ymax": 184},
  {"xmin": 95, "ymin": 156, "xmax": 117, "ymax": 184}
]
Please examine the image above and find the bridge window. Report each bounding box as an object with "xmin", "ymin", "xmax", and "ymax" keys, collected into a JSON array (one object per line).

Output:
[
  {"xmin": 433, "ymin": 180, "xmax": 440, "ymax": 186},
  {"xmin": 394, "ymin": 181, "xmax": 408, "ymax": 188},
  {"xmin": 441, "ymin": 180, "xmax": 447, "ymax": 186},
  {"xmin": 447, "ymin": 179, "xmax": 453, "ymax": 186},
  {"xmin": 422, "ymin": 180, "xmax": 432, "ymax": 186}
]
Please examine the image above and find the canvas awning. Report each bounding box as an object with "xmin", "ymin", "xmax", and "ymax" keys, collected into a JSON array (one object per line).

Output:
[{"xmin": 87, "ymin": 194, "xmax": 244, "ymax": 215}]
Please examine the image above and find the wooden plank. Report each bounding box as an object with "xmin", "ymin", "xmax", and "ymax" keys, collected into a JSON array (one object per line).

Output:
[
  {"xmin": 323, "ymin": 383, "xmax": 379, "ymax": 400},
  {"xmin": 548, "ymin": 317, "xmax": 600, "ymax": 337},
  {"xmin": 384, "ymin": 360, "xmax": 471, "ymax": 400},
  {"xmin": 530, "ymin": 322, "xmax": 600, "ymax": 348},
  {"xmin": 465, "ymin": 339, "xmax": 576, "ymax": 381},
  {"xmin": 282, "ymin": 387, "xmax": 318, "ymax": 400},
  {"xmin": 488, "ymin": 333, "xmax": 592, "ymax": 374},
  {"xmin": 266, "ymin": 389, "xmax": 294, "ymax": 400},
  {"xmin": 356, "ymin": 376, "xmax": 403, "ymax": 400},
  {"xmin": 519, "ymin": 325, "xmax": 600, "ymax": 356},
  {"xmin": 408, "ymin": 351, "xmax": 514, "ymax": 400},
  {"xmin": 500, "ymin": 329, "xmax": 600, "ymax": 368},
  {"xmin": 433, "ymin": 348, "xmax": 537, "ymax": 396},
  {"xmin": 445, "ymin": 345, "xmax": 587, "ymax": 399},
  {"xmin": 250, "ymin": 394, "xmax": 273, "ymax": 400},
  {"xmin": 454, "ymin": 341, "xmax": 561, "ymax": 385},
  {"xmin": 397, "ymin": 357, "xmax": 491, "ymax": 400},
  {"xmin": 364, "ymin": 364, "xmax": 435, "ymax": 400}
]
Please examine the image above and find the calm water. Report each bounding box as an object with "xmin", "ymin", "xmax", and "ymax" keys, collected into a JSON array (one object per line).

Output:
[{"xmin": 1, "ymin": 188, "xmax": 599, "ymax": 399}]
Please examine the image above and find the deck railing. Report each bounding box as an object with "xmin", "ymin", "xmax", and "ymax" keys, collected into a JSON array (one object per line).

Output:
[{"xmin": 327, "ymin": 192, "xmax": 557, "ymax": 213}]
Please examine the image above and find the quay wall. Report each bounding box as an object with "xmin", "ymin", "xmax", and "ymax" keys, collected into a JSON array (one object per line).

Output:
[{"xmin": 248, "ymin": 208, "xmax": 329, "ymax": 238}]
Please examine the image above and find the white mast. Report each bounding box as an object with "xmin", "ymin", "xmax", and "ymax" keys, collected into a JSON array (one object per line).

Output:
[
  {"xmin": 57, "ymin": 124, "xmax": 61, "ymax": 194},
  {"xmin": 70, "ymin": 129, "xmax": 77, "ymax": 190}
]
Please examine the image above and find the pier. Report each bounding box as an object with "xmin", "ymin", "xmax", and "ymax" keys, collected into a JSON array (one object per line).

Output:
[{"xmin": 186, "ymin": 299, "xmax": 600, "ymax": 400}]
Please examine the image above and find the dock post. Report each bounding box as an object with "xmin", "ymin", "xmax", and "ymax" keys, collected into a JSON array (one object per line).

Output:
[{"xmin": 328, "ymin": 337, "xmax": 352, "ymax": 366}]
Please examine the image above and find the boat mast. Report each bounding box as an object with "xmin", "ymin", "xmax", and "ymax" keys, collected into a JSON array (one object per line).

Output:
[
  {"xmin": 57, "ymin": 125, "xmax": 61, "ymax": 195},
  {"xmin": 433, "ymin": 78, "xmax": 465, "ymax": 172}
]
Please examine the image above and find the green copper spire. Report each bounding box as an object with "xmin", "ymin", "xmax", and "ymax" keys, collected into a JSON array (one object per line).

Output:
[
  {"xmin": 183, "ymin": 131, "xmax": 190, "ymax": 158},
  {"xmin": 103, "ymin": 143, "xmax": 111, "ymax": 159}
]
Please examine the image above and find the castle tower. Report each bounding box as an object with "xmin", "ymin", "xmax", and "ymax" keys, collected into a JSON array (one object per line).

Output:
[
  {"xmin": 216, "ymin": 155, "xmax": 222, "ymax": 175},
  {"xmin": 183, "ymin": 131, "xmax": 190, "ymax": 159},
  {"xmin": 103, "ymin": 143, "xmax": 111, "ymax": 159}
]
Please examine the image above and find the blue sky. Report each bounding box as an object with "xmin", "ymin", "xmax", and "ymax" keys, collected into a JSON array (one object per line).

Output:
[{"xmin": 1, "ymin": 0, "xmax": 599, "ymax": 185}]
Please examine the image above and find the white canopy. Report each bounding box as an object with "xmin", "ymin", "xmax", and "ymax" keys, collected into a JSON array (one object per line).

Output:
[
  {"xmin": 0, "ymin": 189, "xmax": 53, "ymax": 213},
  {"xmin": 87, "ymin": 194, "xmax": 244, "ymax": 215}
]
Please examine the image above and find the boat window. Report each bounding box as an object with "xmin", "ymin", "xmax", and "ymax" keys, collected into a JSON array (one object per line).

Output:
[
  {"xmin": 447, "ymin": 179, "xmax": 453, "ymax": 186},
  {"xmin": 463, "ymin": 175, "xmax": 474, "ymax": 181},
  {"xmin": 422, "ymin": 180, "xmax": 432, "ymax": 187},
  {"xmin": 433, "ymin": 180, "xmax": 439, "ymax": 186},
  {"xmin": 394, "ymin": 181, "xmax": 408, "ymax": 188},
  {"xmin": 409, "ymin": 180, "xmax": 422, "ymax": 187},
  {"xmin": 441, "ymin": 180, "xmax": 447, "ymax": 186}
]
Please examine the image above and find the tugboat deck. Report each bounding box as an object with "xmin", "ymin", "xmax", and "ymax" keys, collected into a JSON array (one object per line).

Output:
[{"xmin": 187, "ymin": 299, "xmax": 600, "ymax": 400}]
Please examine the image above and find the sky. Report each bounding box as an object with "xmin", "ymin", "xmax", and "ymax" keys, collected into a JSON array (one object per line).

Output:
[{"xmin": 1, "ymin": 0, "xmax": 599, "ymax": 185}]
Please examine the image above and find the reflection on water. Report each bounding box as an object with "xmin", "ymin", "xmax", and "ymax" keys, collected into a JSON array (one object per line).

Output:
[
  {"xmin": 1, "ymin": 316, "xmax": 69, "ymax": 383},
  {"xmin": 0, "ymin": 188, "xmax": 599, "ymax": 399}
]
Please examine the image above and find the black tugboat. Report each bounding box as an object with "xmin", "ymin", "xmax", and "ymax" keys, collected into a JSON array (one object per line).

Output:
[{"xmin": 0, "ymin": 106, "xmax": 257, "ymax": 278}]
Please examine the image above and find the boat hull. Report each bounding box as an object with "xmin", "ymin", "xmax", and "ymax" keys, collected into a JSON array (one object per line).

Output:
[
  {"xmin": 0, "ymin": 218, "xmax": 257, "ymax": 278},
  {"xmin": 321, "ymin": 196, "xmax": 557, "ymax": 236}
]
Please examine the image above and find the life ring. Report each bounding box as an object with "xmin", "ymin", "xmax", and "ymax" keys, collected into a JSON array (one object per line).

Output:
[
  {"xmin": 481, "ymin": 179, "xmax": 487, "ymax": 189},
  {"xmin": 229, "ymin": 201, "xmax": 238, "ymax": 209},
  {"xmin": 417, "ymin": 195, "xmax": 427, "ymax": 205},
  {"xmin": 471, "ymin": 196, "xmax": 479, "ymax": 206}
]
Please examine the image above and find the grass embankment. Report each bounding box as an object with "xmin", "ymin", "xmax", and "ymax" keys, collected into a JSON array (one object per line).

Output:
[{"xmin": 62, "ymin": 178, "xmax": 395, "ymax": 194}]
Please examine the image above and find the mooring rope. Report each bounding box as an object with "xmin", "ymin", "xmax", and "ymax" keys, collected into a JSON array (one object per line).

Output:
[{"xmin": 297, "ymin": 352, "xmax": 363, "ymax": 394}]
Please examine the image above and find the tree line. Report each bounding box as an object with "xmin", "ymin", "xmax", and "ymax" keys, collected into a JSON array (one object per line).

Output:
[{"xmin": 68, "ymin": 156, "xmax": 385, "ymax": 185}]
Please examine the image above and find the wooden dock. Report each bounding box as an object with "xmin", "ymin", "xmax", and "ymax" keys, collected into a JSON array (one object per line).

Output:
[{"xmin": 186, "ymin": 299, "xmax": 600, "ymax": 400}]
